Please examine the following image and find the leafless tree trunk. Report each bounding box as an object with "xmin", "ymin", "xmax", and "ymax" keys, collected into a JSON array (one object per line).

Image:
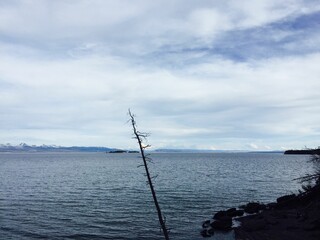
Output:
[{"xmin": 129, "ymin": 110, "xmax": 170, "ymax": 240}]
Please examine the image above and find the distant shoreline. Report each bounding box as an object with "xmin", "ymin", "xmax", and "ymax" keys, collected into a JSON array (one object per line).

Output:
[
  {"xmin": 0, "ymin": 144, "xmax": 286, "ymax": 153},
  {"xmin": 284, "ymin": 149, "xmax": 320, "ymax": 155}
]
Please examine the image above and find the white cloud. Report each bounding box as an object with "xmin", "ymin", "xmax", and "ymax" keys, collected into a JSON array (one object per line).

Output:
[
  {"xmin": 249, "ymin": 143, "xmax": 259, "ymax": 149},
  {"xmin": 0, "ymin": 0, "xmax": 319, "ymax": 149},
  {"xmin": 188, "ymin": 8, "xmax": 232, "ymax": 37}
]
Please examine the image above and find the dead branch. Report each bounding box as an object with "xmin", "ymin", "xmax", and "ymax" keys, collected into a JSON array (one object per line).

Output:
[{"xmin": 128, "ymin": 109, "xmax": 169, "ymax": 240}]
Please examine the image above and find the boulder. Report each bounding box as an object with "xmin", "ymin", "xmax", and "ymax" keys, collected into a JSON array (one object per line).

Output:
[
  {"xmin": 304, "ymin": 219, "xmax": 320, "ymax": 231},
  {"xmin": 210, "ymin": 216, "xmax": 232, "ymax": 231},
  {"xmin": 200, "ymin": 229, "xmax": 214, "ymax": 238},
  {"xmin": 266, "ymin": 202, "xmax": 277, "ymax": 210},
  {"xmin": 226, "ymin": 208, "xmax": 236, "ymax": 214},
  {"xmin": 226, "ymin": 208, "xmax": 244, "ymax": 217},
  {"xmin": 233, "ymin": 209, "xmax": 245, "ymax": 217},
  {"xmin": 202, "ymin": 220, "xmax": 211, "ymax": 229},
  {"xmin": 276, "ymin": 194, "xmax": 296, "ymax": 204},
  {"xmin": 242, "ymin": 219, "xmax": 267, "ymax": 232},
  {"xmin": 213, "ymin": 210, "xmax": 227, "ymax": 220},
  {"xmin": 244, "ymin": 202, "xmax": 266, "ymax": 214},
  {"xmin": 207, "ymin": 227, "xmax": 215, "ymax": 235},
  {"xmin": 214, "ymin": 208, "xmax": 244, "ymax": 219}
]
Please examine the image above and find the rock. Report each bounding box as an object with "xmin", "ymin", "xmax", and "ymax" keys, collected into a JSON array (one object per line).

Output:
[
  {"xmin": 267, "ymin": 202, "xmax": 277, "ymax": 210},
  {"xmin": 234, "ymin": 209, "xmax": 245, "ymax": 216},
  {"xmin": 312, "ymin": 219, "xmax": 320, "ymax": 229},
  {"xmin": 210, "ymin": 216, "xmax": 232, "ymax": 231},
  {"xmin": 207, "ymin": 227, "xmax": 215, "ymax": 235},
  {"xmin": 244, "ymin": 202, "xmax": 266, "ymax": 214},
  {"xmin": 226, "ymin": 208, "xmax": 236, "ymax": 214},
  {"xmin": 213, "ymin": 208, "xmax": 244, "ymax": 220},
  {"xmin": 200, "ymin": 229, "xmax": 213, "ymax": 238},
  {"xmin": 277, "ymin": 194, "xmax": 296, "ymax": 204},
  {"xmin": 213, "ymin": 210, "xmax": 227, "ymax": 220},
  {"xmin": 266, "ymin": 218, "xmax": 279, "ymax": 225},
  {"xmin": 227, "ymin": 209, "xmax": 244, "ymax": 217},
  {"xmin": 286, "ymin": 225, "xmax": 298, "ymax": 230},
  {"xmin": 304, "ymin": 219, "xmax": 320, "ymax": 231},
  {"xmin": 259, "ymin": 203, "xmax": 266, "ymax": 210},
  {"xmin": 219, "ymin": 216, "xmax": 233, "ymax": 222},
  {"xmin": 242, "ymin": 219, "xmax": 267, "ymax": 232},
  {"xmin": 202, "ymin": 220, "xmax": 211, "ymax": 228}
]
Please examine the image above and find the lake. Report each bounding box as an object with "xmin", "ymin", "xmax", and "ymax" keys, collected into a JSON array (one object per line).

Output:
[{"xmin": 0, "ymin": 152, "xmax": 312, "ymax": 239}]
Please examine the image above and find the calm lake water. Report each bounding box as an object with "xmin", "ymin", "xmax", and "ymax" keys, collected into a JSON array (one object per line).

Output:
[{"xmin": 0, "ymin": 152, "xmax": 312, "ymax": 240}]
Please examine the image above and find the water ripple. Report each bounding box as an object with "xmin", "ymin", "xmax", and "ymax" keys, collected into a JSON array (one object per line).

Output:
[{"xmin": 0, "ymin": 152, "xmax": 311, "ymax": 240}]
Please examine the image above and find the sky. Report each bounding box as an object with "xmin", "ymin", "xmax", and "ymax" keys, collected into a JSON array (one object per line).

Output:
[{"xmin": 0, "ymin": 0, "xmax": 320, "ymax": 150}]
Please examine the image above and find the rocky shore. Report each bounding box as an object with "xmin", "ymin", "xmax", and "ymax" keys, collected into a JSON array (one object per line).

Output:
[{"xmin": 201, "ymin": 184, "xmax": 320, "ymax": 239}]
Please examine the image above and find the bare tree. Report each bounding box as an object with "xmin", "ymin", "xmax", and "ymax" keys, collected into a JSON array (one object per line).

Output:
[
  {"xmin": 128, "ymin": 110, "xmax": 170, "ymax": 240},
  {"xmin": 297, "ymin": 148, "xmax": 320, "ymax": 185}
]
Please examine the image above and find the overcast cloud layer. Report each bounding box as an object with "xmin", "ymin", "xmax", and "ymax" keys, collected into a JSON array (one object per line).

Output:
[{"xmin": 1, "ymin": 0, "xmax": 320, "ymax": 150}]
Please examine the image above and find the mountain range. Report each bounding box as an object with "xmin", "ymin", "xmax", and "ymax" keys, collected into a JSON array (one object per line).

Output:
[
  {"xmin": 0, "ymin": 143, "xmax": 117, "ymax": 152},
  {"xmin": 0, "ymin": 143, "xmax": 285, "ymax": 153}
]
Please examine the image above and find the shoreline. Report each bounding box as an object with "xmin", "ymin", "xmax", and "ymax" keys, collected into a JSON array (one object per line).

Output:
[
  {"xmin": 201, "ymin": 184, "xmax": 320, "ymax": 239},
  {"xmin": 234, "ymin": 184, "xmax": 320, "ymax": 240}
]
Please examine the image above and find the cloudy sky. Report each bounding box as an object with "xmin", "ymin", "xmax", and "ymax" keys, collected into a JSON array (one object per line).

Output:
[{"xmin": 0, "ymin": 0, "xmax": 320, "ymax": 150}]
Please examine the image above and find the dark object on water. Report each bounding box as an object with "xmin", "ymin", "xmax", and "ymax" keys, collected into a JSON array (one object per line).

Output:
[
  {"xmin": 108, "ymin": 150, "xmax": 127, "ymax": 153},
  {"xmin": 107, "ymin": 150, "xmax": 139, "ymax": 153}
]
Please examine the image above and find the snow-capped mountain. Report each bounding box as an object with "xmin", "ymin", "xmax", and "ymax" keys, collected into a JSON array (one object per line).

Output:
[{"xmin": 0, "ymin": 143, "xmax": 117, "ymax": 152}]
